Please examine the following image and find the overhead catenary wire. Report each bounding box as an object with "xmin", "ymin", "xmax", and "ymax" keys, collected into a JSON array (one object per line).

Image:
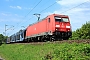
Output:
[
  {"xmin": 25, "ymin": 1, "xmax": 57, "ymax": 24},
  {"xmin": 61, "ymin": 0, "xmax": 90, "ymax": 13},
  {"xmin": 19, "ymin": 0, "xmax": 90, "ymax": 27},
  {"xmin": 16, "ymin": 0, "xmax": 59, "ymax": 28},
  {"xmin": 20, "ymin": 1, "xmax": 57, "ymax": 26},
  {"xmin": 16, "ymin": 0, "xmax": 43, "ymax": 26},
  {"xmin": 24, "ymin": 0, "xmax": 42, "ymax": 18},
  {"xmin": 10, "ymin": 0, "xmax": 43, "ymax": 36},
  {"xmin": 39, "ymin": 0, "xmax": 90, "ymax": 14},
  {"xmin": 10, "ymin": 0, "xmax": 90, "ymax": 36},
  {"xmin": 39, "ymin": 2, "xmax": 56, "ymax": 13}
]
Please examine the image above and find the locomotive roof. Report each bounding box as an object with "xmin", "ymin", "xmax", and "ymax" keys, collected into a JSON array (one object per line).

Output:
[{"xmin": 28, "ymin": 14, "xmax": 68, "ymax": 26}]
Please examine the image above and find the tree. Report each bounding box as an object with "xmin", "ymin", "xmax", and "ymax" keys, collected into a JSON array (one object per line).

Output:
[
  {"xmin": 0, "ymin": 34, "xmax": 4, "ymax": 45},
  {"xmin": 0, "ymin": 34, "xmax": 8, "ymax": 44},
  {"xmin": 70, "ymin": 21, "xmax": 90, "ymax": 40}
]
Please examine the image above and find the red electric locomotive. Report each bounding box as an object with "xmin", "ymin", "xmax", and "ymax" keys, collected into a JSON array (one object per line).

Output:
[{"xmin": 25, "ymin": 14, "xmax": 72, "ymax": 41}]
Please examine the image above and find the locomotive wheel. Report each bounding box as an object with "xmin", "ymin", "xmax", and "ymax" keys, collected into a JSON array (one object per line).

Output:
[
  {"xmin": 27, "ymin": 38, "xmax": 30, "ymax": 43},
  {"xmin": 40, "ymin": 36, "xmax": 47, "ymax": 42},
  {"xmin": 40, "ymin": 36, "xmax": 44, "ymax": 42},
  {"xmin": 49, "ymin": 36, "xmax": 55, "ymax": 42},
  {"xmin": 30, "ymin": 38, "xmax": 34, "ymax": 42}
]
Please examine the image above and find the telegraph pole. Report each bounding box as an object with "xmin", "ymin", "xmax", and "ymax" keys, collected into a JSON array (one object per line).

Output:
[
  {"xmin": 5, "ymin": 24, "xmax": 14, "ymax": 37},
  {"xmin": 5, "ymin": 24, "xmax": 8, "ymax": 37},
  {"xmin": 33, "ymin": 13, "xmax": 41, "ymax": 21}
]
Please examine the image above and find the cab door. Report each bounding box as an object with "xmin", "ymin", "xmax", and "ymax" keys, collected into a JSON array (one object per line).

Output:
[{"xmin": 46, "ymin": 18, "xmax": 51, "ymax": 32}]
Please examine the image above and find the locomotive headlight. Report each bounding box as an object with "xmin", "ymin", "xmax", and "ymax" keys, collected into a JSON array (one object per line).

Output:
[
  {"xmin": 56, "ymin": 29, "xmax": 58, "ymax": 30},
  {"xmin": 68, "ymin": 29, "xmax": 70, "ymax": 31},
  {"xmin": 66, "ymin": 26, "xmax": 70, "ymax": 28},
  {"xmin": 56, "ymin": 25, "xmax": 60, "ymax": 27}
]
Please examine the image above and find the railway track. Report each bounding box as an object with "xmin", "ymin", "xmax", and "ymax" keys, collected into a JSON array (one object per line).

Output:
[{"xmin": 11, "ymin": 39, "xmax": 90, "ymax": 45}]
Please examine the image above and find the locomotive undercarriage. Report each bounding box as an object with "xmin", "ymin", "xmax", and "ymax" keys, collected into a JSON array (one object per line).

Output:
[
  {"xmin": 53, "ymin": 31, "xmax": 72, "ymax": 40},
  {"xmin": 26, "ymin": 31, "xmax": 72, "ymax": 42}
]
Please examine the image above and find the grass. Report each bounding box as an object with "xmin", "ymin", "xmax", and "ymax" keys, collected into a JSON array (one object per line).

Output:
[{"xmin": 0, "ymin": 42, "xmax": 90, "ymax": 60}]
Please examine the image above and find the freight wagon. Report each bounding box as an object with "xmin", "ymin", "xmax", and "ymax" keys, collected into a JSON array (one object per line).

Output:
[{"xmin": 6, "ymin": 29, "xmax": 26, "ymax": 43}]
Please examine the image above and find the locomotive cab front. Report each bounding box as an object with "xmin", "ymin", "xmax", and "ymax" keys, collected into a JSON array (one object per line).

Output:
[{"xmin": 54, "ymin": 15, "xmax": 72, "ymax": 40}]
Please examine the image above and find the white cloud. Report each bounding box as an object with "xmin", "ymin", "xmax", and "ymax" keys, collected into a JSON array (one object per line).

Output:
[
  {"xmin": 56, "ymin": 0, "xmax": 89, "ymax": 6},
  {"xmin": 1, "ymin": 13, "xmax": 12, "ymax": 16},
  {"xmin": 17, "ymin": 6, "xmax": 22, "ymax": 9},
  {"xmin": 42, "ymin": 0, "xmax": 90, "ymax": 31},
  {"xmin": 10, "ymin": 6, "xmax": 15, "ymax": 8},
  {"xmin": 63, "ymin": 8, "xmax": 90, "ymax": 15},
  {"xmin": 10, "ymin": 6, "xmax": 22, "ymax": 9},
  {"xmin": 2, "ymin": 13, "xmax": 8, "ymax": 16},
  {"xmin": 0, "ymin": 13, "xmax": 23, "ymax": 23},
  {"xmin": 10, "ymin": 6, "xmax": 33, "ymax": 10}
]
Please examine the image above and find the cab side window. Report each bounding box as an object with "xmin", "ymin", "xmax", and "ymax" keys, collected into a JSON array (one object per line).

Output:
[{"xmin": 48, "ymin": 18, "xmax": 50, "ymax": 23}]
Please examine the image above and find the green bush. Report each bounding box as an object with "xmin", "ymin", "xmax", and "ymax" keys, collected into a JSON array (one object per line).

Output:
[
  {"xmin": 70, "ymin": 21, "xmax": 90, "ymax": 40},
  {"xmin": 0, "ymin": 43, "xmax": 90, "ymax": 60}
]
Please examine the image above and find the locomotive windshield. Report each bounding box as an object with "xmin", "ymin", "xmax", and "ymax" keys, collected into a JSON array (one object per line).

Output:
[{"xmin": 55, "ymin": 16, "xmax": 69, "ymax": 22}]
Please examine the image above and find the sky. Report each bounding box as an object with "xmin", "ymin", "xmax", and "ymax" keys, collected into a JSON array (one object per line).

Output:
[{"xmin": 0, "ymin": 0, "xmax": 90, "ymax": 36}]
